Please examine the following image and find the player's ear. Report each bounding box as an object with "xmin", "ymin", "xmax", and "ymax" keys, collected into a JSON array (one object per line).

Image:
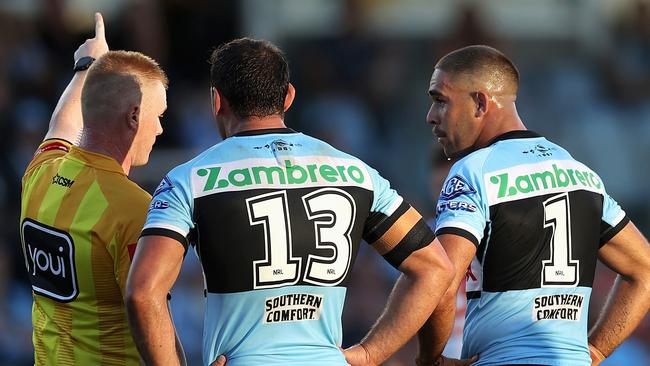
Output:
[
  {"xmin": 210, "ymin": 87, "xmax": 221, "ymax": 117},
  {"xmin": 473, "ymin": 91, "xmax": 489, "ymax": 118},
  {"xmin": 283, "ymin": 83, "xmax": 296, "ymax": 112},
  {"xmin": 127, "ymin": 104, "xmax": 140, "ymax": 131}
]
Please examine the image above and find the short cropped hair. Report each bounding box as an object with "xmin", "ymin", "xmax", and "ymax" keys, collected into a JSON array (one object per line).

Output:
[
  {"xmin": 81, "ymin": 51, "xmax": 167, "ymax": 124},
  {"xmin": 209, "ymin": 38, "xmax": 290, "ymax": 119},
  {"xmin": 435, "ymin": 45, "xmax": 519, "ymax": 93}
]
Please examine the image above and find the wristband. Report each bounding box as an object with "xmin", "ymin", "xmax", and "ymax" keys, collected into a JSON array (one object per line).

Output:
[{"xmin": 73, "ymin": 56, "xmax": 96, "ymax": 72}]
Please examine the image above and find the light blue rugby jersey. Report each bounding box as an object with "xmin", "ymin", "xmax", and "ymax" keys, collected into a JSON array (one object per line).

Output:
[
  {"xmin": 142, "ymin": 128, "xmax": 435, "ymax": 365},
  {"xmin": 434, "ymin": 130, "xmax": 628, "ymax": 366}
]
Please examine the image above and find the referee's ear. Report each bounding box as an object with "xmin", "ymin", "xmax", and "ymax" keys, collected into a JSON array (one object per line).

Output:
[{"xmin": 283, "ymin": 83, "xmax": 296, "ymax": 113}]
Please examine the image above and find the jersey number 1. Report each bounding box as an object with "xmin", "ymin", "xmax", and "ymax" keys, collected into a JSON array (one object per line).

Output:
[
  {"xmin": 541, "ymin": 193, "xmax": 579, "ymax": 287},
  {"xmin": 247, "ymin": 188, "xmax": 355, "ymax": 289}
]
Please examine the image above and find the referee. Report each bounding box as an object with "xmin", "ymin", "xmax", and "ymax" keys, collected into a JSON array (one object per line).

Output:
[{"xmin": 19, "ymin": 13, "xmax": 177, "ymax": 365}]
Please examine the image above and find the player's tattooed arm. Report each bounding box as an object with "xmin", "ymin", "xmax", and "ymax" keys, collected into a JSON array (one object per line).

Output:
[
  {"xmin": 345, "ymin": 238, "xmax": 454, "ymax": 366},
  {"xmin": 126, "ymin": 235, "xmax": 186, "ymax": 366},
  {"xmin": 44, "ymin": 12, "xmax": 108, "ymax": 144},
  {"xmin": 588, "ymin": 221, "xmax": 650, "ymax": 365},
  {"xmin": 416, "ymin": 234, "xmax": 478, "ymax": 366}
]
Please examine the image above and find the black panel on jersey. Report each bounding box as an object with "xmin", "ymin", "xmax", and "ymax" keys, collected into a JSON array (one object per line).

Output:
[
  {"xmin": 600, "ymin": 215, "xmax": 629, "ymax": 246},
  {"xmin": 382, "ymin": 218, "xmax": 435, "ymax": 268},
  {"xmin": 481, "ymin": 190, "xmax": 603, "ymax": 292},
  {"xmin": 362, "ymin": 201, "xmax": 410, "ymax": 243},
  {"xmin": 193, "ymin": 186, "xmax": 373, "ymax": 294}
]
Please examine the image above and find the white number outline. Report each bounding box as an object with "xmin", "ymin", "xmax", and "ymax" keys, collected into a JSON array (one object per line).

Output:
[
  {"xmin": 247, "ymin": 191, "xmax": 302, "ymax": 289},
  {"xmin": 541, "ymin": 193, "xmax": 580, "ymax": 287},
  {"xmin": 247, "ymin": 189, "xmax": 356, "ymax": 289},
  {"xmin": 302, "ymin": 188, "xmax": 356, "ymax": 286}
]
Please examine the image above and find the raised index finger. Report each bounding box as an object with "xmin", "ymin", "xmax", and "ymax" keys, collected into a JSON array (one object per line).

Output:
[{"xmin": 94, "ymin": 12, "xmax": 105, "ymax": 39}]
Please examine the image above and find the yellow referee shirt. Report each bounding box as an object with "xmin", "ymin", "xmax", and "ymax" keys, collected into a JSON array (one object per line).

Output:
[{"xmin": 20, "ymin": 139, "xmax": 150, "ymax": 365}]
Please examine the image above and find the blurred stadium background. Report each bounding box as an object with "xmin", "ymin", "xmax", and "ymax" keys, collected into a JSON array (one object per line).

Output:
[{"xmin": 1, "ymin": 0, "xmax": 650, "ymax": 365}]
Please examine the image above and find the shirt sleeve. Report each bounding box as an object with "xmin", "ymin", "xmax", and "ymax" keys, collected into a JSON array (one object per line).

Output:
[
  {"xmin": 362, "ymin": 164, "xmax": 435, "ymax": 268},
  {"xmin": 24, "ymin": 139, "xmax": 72, "ymax": 175},
  {"xmin": 141, "ymin": 169, "xmax": 195, "ymax": 249},
  {"xmin": 434, "ymin": 160, "xmax": 489, "ymax": 247},
  {"xmin": 599, "ymin": 191, "xmax": 629, "ymax": 246}
]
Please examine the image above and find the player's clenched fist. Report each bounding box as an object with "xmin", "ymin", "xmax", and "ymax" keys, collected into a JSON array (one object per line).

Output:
[
  {"xmin": 73, "ymin": 12, "xmax": 109, "ymax": 62},
  {"xmin": 343, "ymin": 344, "xmax": 374, "ymax": 366},
  {"xmin": 209, "ymin": 355, "xmax": 227, "ymax": 366}
]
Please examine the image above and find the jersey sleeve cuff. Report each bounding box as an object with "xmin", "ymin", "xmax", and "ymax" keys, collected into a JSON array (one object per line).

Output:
[
  {"xmin": 140, "ymin": 227, "xmax": 189, "ymax": 249},
  {"xmin": 435, "ymin": 227, "xmax": 480, "ymax": 247},
  {"xmin": 600, "ymin": 215, "xmax": 630, "ymax": 246}
]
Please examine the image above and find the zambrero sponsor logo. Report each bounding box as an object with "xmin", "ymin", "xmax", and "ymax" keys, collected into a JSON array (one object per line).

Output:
[
  {"xmin": 532, "ymin": 293, "xmax": 584, "ymax": 321},
  {"xmin": 191, "ymin": 157, "xmax": 372, "ymax": 196},
  {"xmin": 264, "ymin": 293, "xmax": 323, "ymax": 324},
  {"xmin": 485, "ymin": 160, "xmax": 604, "ymax": 204}
]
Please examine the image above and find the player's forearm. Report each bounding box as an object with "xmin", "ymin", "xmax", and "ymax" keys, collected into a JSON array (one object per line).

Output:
[
  {"xmin": 44, "ymin": 71, "xmax": 88, "ymax": 143},
  {"xmin": 361, "ymin": 270, "xmax": 451, "ymax": 365},
  {"xmin": 588, "ymin": 275, "xmax": 650, "ymax": 357},
  {"xmin": 416, "ymin": 289, "xmax": 456, "ymax": 365},
  {"xmin": 126, "ymin": 294, "xmax": 180, "ymax": 365}
]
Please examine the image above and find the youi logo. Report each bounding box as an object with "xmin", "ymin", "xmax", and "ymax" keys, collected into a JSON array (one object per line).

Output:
[
  {"xmin": 21, "ymin": 219, "xmax": 78, "ymax": 302},
  {"xmin": 440, "ymin": 175, "xmax": 476, "ymax": 200}
]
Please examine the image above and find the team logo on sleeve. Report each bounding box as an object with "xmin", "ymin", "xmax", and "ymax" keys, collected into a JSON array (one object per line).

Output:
[
  {"xmin": 437, "ymin": 201, "xmax": 477, "ymax": 214},
  {"xmin": 440, "ymin": 175, "xmax": 476, "ymax": 200},
  {"xmin": 149, "ymin": 200, "xmax": 170, "ymax": 211},
  {"xmin": 153, "ymin": 175, "xmax": 174, "ymax": 198}
]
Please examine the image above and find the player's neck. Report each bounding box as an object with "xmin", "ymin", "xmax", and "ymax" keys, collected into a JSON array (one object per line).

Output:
[
  {"xmin": 475, "ymin": 110, "xmax": 527, "ymax": 150},
  {"xmin": 78, "ymin": 129, "xmax": 131, "ymax": 175},
  {"xmin": 227, "ymin": 115, "xmax": 288, "ymax": 137}
]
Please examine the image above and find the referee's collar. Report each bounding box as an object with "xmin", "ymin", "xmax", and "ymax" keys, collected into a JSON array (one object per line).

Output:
[
  {"xmin": 67, "ymin": 146, "xmax": 125, "ymax": 175},
  {"xmin": 232, "ymin": 127, "xmax": 297, "ymax": 137},
  {"xmin": 487, "ymin": 130, "xmax": 542, "ymax": 146}
]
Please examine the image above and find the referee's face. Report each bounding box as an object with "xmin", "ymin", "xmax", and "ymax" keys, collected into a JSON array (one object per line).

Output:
[{"xmin": 427, "ymin": 69, "xmax": 481, "ymax": 158}]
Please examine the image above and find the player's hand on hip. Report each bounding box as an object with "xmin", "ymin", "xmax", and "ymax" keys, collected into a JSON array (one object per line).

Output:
[
  {"xmin": 589, "ymin": 343, "xmax": 605, "ymax": 366},
  {"xmin": 416, "ymin": 355, "xmax": 479, "ymax": 366},
  {"xmin": 209, "ymin": 354, "xmax": 227, "ymax": 366},
  {"xmin": 73, "ymin": 12, "xmax": 109, "ymax": 62},
  {"xmin": 343, "ymin": 344, "xmax": 374, "ymax": 366}
]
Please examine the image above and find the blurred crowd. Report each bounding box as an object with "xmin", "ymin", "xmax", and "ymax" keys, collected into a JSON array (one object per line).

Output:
[{"xmin": 1, "ymin": 1, "xmax": 650, "ymax": 365}]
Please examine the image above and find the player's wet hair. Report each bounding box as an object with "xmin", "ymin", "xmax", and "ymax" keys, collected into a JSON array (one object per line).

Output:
[
  {"xmin": 209, "ymin": 38, "xmax": 290, "ymax": 119},
  {"xmin": 81, "ymin": 50, "xmax": 168, "ymax": 124},
  {"xmin": 435, "ymin": 45, "xmax": 519, "ymax": 94}
]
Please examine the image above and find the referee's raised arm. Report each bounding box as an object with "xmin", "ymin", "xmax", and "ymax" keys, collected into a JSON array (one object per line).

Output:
[{"xmin": 44, "ymin": 12, "xmax": 108, "ymax": 144}]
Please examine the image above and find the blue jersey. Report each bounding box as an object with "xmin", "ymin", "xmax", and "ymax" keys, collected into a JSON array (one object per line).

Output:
[
  {"xmin": 142, "ymin": 128, "xmax": 435, "ymax": 365},
  {"xmin": 434, "ymin": 131, "xmax": 628, "ymax": 366}
]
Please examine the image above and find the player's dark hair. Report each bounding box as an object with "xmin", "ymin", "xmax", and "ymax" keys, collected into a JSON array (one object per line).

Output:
[
  {"xmin": 209, "ymin": 38, "xmax": 290, "ymax": 119},
  {"xmin": 435, "ymin": 45, "xmax": 519, "ymax": 92}
]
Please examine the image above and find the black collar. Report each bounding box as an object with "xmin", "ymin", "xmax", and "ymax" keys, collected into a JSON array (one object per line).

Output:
[
  {"xmin": 486, "ymin": 130, "xmax": 541, "ymax": 146},
  {"xmin": 232, "ymin": 128, "xmax": 297, "ymax": 137}
]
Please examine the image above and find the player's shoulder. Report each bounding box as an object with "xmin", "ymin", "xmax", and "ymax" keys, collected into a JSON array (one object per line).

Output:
[
  {"xmin": 300, "ymin": 133, "xmax": 368, "ymax": 162},
  {"xmin": 450, "ymin": 146, "xmax": 494, "ymax": 177}
]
